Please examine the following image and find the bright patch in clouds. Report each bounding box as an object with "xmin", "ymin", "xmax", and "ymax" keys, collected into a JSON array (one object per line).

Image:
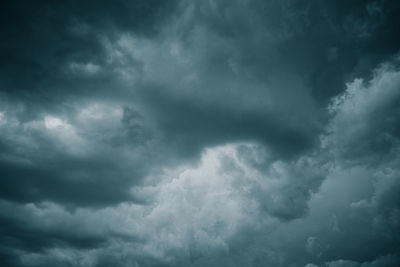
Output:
[{"xmin": 44, "ymin": 116, "xmax": 64, "ymax": 129}]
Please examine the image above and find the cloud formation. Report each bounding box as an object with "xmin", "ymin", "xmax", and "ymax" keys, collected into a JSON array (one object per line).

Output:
[{"xmin": 1, "ymin": 0, "xmax": 400, "ymax": 266}]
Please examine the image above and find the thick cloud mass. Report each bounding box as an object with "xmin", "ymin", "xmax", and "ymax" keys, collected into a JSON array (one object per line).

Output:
[{"xmin": 1, "ymin": 1, "xmax": 400, "ymax": 266}]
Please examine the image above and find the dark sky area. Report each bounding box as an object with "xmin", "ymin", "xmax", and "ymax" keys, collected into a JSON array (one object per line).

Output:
[{"xmin": 1, "ymin": 0, "xmax": 400, "ymax": 266}]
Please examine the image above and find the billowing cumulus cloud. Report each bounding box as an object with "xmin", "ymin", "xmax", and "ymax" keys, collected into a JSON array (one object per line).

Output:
[{"xmin": 1, "ymin": 0, "xmax": 400, "ymax": 267}]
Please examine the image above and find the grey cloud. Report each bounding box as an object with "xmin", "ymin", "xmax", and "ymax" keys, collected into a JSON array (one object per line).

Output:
[
  {"xmin": 323, "ymin": 254, "xmax": 400, "ymax": 267},
  {"xmin": 0, "ymin": 101, "xmax": 153, "ymax": 206},
  {"xmin": 0, "ymin": 0, "xmax": 178, "ymax": 92},
  {"xmin": 1, "ymin": 0, "xmax": 400, "ymax": 266},
  {"xmin": 324, "ymin": 59, "xmax": 400, "ymax": 166},
  {"xmin": 0, "ymin": 143, "xmax": 325, "ymax": 266}
]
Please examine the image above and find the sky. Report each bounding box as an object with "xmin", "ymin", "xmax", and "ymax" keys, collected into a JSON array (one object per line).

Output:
[{"xmin": 0, "ymin": 0, "xmax": 400, "ymax": 266}]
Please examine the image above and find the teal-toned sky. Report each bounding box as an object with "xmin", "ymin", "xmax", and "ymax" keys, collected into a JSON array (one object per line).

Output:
[{"xmin": 1, "ymin": 1, "xmax": 400, "ymax": 266}]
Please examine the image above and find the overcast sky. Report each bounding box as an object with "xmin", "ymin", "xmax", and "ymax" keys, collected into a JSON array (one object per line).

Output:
[{"xmin": 1, "ymin": 1, "xmax": 400, "ymax": 266}]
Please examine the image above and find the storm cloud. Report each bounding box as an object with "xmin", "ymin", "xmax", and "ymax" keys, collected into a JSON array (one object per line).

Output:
[{"xmin": 1, "ymin": 0, "xmax": 400, "ymax": 266}]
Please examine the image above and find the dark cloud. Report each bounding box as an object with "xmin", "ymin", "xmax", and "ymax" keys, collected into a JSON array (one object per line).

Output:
[
  {"xmin": 1, "ymin": 0, "xmax": 400, "ymax": 266},
  {"xmin": 0, "ymin": 0, "xmax": 178, "ymax": 92}
]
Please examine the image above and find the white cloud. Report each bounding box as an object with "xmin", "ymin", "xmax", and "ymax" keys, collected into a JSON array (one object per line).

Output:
[
  {"xmin": 4, "ymin": 141, "xmax": 326, "ymax": 265},
  {"xmin": 44, "ymin": 116, "xmax": 65, "ymax": 129},
  {"xmin": 324, "ymin": 61, "xmax": 400, "ymax": 164}
]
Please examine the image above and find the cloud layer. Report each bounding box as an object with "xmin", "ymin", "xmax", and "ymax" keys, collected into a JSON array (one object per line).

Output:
[{"xmin": 1, "ymin": 0, "xmax": 400, "ymax": 266}]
